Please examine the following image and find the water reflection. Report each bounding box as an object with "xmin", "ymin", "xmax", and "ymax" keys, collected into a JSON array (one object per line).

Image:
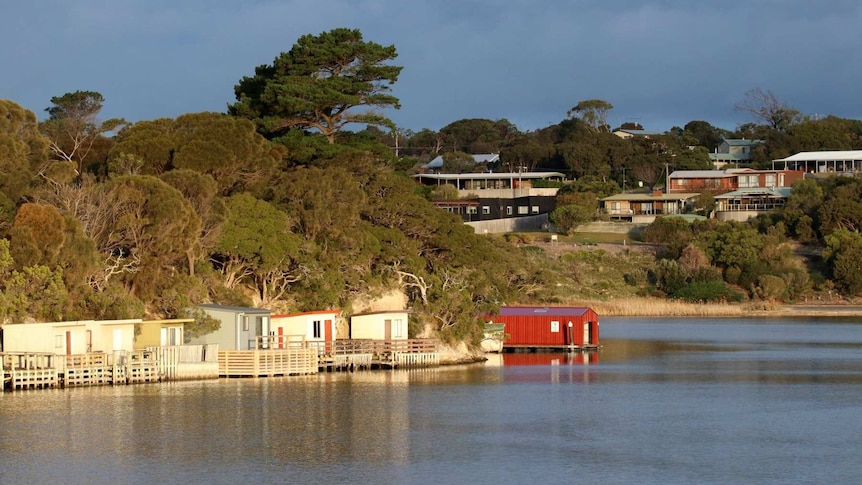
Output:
[{"xmin": 2, "ymin": 317, "xmax": 862, "ymax": 484}]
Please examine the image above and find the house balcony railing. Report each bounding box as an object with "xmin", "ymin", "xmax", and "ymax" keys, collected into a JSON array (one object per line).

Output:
[
  {"xmin": 603, "ymin": 208, "xmax": 682, "ymax": 216},
  {"xmin": 717, "ymin": 201, "xmax": 785, "ymax": 212}
]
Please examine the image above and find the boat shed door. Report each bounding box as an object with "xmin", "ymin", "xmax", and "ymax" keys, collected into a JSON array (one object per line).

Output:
[{"xmin": 583, "ymin": 322, "xmax": 591, "ymax": 345}]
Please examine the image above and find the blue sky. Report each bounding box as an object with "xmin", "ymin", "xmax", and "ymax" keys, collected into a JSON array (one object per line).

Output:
[{"xmin": 3, "ymin": 1, "xmax": 861, "ymax": 133}]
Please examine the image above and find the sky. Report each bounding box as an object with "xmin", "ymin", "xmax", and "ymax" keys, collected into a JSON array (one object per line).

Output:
[{"xmin": 3, "ymin": 0, "xmax": 862, "ymax": 134}]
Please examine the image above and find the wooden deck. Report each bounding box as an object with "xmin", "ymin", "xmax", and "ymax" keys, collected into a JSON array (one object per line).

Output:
[
  {"xmin": 218, "ymin": 348, "xmax": 318, "ymax": 377},
  {"xmin": 2, "ymin": 346, "xmax": 219, "ymax": 392},
  {"xmin": 320, "ymin": 339, "xmax": 440, "ymax": 370}
]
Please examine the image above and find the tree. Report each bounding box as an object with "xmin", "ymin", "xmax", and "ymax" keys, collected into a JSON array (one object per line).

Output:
[
  {"xmin": 40, "ymin": 91, "xmax": 126, "ymax": 175},
  {"xmin": 110, "ymin": 113, "xmax": 281, "ymax": 194},
  {"xmin": 567, "ymin": 99, "xmax": 614, "ymax": 131},
  {"xmin": 735, "ymin": 88, "xmax": 802, "ymax": 131},
  {"xmin": 683, "ymin": 120, "xmax": 727, "ymax": 151},
  {"xmin": 0, "ymin": 100, "xmax": 50, "ymax": 202},
  {"xmin": 823, "ymin": 229, "xmax": 862, "ymax": 296},
  {"xmin": 211, "ymin": 193, "xmax": 303, "ymax": 307},
  {"xmin": 230, "ymin": 28, "xmax": 403, "ymax": 143}
]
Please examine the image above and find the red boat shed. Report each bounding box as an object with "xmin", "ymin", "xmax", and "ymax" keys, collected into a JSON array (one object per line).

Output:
[{"xmin": 491, "ymin": 306, "xmax": 600, "ymax": 350}]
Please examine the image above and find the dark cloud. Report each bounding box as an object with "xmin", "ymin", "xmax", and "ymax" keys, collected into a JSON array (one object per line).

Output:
[{"xmin": 2, "ymin": 0, "xmax": 860, "ymax": 134}]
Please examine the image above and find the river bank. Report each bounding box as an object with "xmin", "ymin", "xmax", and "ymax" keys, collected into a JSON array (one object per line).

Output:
[{"xmin": 570, "ymin": 297, "xmax": 862, "ymax": 317}]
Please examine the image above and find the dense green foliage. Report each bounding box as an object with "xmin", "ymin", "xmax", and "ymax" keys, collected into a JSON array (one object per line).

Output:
[{"xmin": 1, "ymin": 30, "xmax": 861, "ymax": 344}]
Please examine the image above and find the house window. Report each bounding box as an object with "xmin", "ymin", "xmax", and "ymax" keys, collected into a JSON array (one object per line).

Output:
[
  {"xmin": 506, "ymin": 206, "xmax": 513, "ymax": 215},
  {"xmin": 242, "ymin": 316, "xmax": 249, "ymax": 332},
  {"xmin": 54, "ymin": 335, "xmax": 63, "ymax": 349},
  {"xmin": 531, "ymin": 206, "xmax": 539, "ymax": 214},
  {"xmin": 482, "ymin": 206, "xmax": 490, "ymax": 215},
  {"xmin": 517, "ymin": 206, "xmax": 528, "ymax": 215},
  {"xmin": 466, "ymin": 206, "xmax": 477, "ymax": 215},
  {"xmin": 313, "ymin": 320, "xmax": 322, "ymax": 339},
  {"xmin": 168, "ymin": 327, "xmax": 181, "ymax": 346},
  {"xmin": 393, "ymin": 319, "xmax": 404, "ymax": 338},
  {"xmin": 551, "ymin": 320, "xmax": 560, "ymax": 333},
  {"xmin": 739, "ymin": 175, "xmax": 759, "ymax": 188},
  {"xmin": 765, "ymin": 174, "xmax": 776, "ymax": 187}
]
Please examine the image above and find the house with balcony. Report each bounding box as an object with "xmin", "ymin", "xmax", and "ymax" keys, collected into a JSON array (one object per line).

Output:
[
  {"xmin": 667, "ymin": 168, "xmax": 803, "ymax": 194},
  {"xmin": 713, "ymin": 187, "xmax": 792, "ymax": 222},
  {"xmin": 600, "ymin": 191, "xmax": 701, "ymax": 223},
  {"xmin": 772, "ymin": 150, "xmax": 862, "ymax": 175},
  {"xmin": 709, "ymin": 138, "xmax": 763, "ymax": 168},
  {"xmin": 414, "ymin": 171, "xmax": 566, "ymax": 232}
]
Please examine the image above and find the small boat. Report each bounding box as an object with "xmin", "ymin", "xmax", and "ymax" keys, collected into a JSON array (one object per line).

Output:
[{"xmin": 480, "ymin": 322, "xmax": 506, "ymax": 353}]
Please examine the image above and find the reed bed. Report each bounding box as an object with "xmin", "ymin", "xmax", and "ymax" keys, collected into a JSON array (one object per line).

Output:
[{"xmin": 567, "ymin": 297, "xmax": 755, "ymax": 317}]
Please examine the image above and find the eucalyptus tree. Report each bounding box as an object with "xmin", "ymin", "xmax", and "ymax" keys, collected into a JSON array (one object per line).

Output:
[
  {"xmin": 110, "ymin": 112, "xmax": 281, "ymax": 194},
  {"xmin": 567, "ymin": 99, "xmax": 614, "ymax": 131},
  {"xmin": 99, "ymin": 175, "xmax": 202, "ymax": 301},
  {"xmin": 211, "ymin": 193, "xmax": 303, "ymax": 307},
  {"xmin": 40, "ymin": 91, "xmax": 126, "ymax": 175},
  {"xmin": 230, "ymin": 28, "xmax": 402, "ymax": 144},
  {"xmin": 0, "ymin": 100, "xmax": 49, "ymax": 202},
  {"xmin": 735, "ymin": 88, "xmax": 802, "ymax": 132}
]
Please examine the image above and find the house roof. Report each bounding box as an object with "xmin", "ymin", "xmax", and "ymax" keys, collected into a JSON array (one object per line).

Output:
[
  {"xmin": 414, "ymin": 172, "xmax": 565, "ymax": 182},
  {"xmin": 499, "ymin": 306, "xmax": 592, "ymax": 317},
  {"xmin": 197, "ymin": 304, "xmax": 271, "ymax": 314},
  {"xmin": 602, "ymin": 192, "xmax": 701, "ymax": 202},
  {"xmin": 669, "ymin": 170, "xmax": 732, "ymax": 179},
  {"xmin": 350, "ymin": 310, "xmax": 410, "ymax": 317},
  {"xmin": 271, "ymin": 310, "xmax": 341, "ymax": 319},
  {"xmin": 613, "ymin": 129, "xmax": 664, "ymax": 136},
  {"xmin": 722, "ymin": 138, "xmax": 764, "ymax": 147},
  {"xmin": 424, "ymin": 153, "xmax": 500, "ymax": 169},
  {"xmin": 714, "ymin": 187, "xmax": 792, "ymax": 199},
  {"xmin": 709, "ymin": 153, "xmax": 750, "ymax": 161},
  {"xmin": 773, "ymin": 150, "xmax": 862, "ymax": 162}
]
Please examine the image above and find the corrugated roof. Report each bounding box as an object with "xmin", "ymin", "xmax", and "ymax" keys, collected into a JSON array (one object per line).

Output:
[
  {"xmin": 669, "ymin": 170, "xmax": 730, "ymax": 178},
  {"xmin": 773, "ymin": 150, "xmax": 862, "ymax": 162},
  {"xmin": 714, "ymin": 187, "xmax": 792, "ymax": 198},
  {"xmin": 499, "ymin": 306, "xmax": 591, "ymax": 317},
  {"xmin": 414, "ymin": 172, "xmax": 565, "ymax": 181},
  {"xmin": 709, "ymin": 153, "xmax": 750, "ymax": 160},
  {"xmin": 614, "ymin": 129, "xmax": 664, "ymax": 136},
  {"xmin": 602, "ymin": 192, "xmax": 700, "ymax": 201},
  {"xmin": 198, "ymin": 303, "xmax": 271, "ymax": 313}
]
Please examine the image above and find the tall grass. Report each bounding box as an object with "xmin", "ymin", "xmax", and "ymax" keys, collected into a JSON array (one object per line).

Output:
[{"xmin": 568, "ymin": 297, "xmax": 753, "ymax": 316}]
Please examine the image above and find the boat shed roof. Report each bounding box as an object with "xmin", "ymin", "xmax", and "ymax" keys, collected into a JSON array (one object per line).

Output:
[{"xmin": 499, "ymin": 306, "xmax": 592, "ymax": 317}]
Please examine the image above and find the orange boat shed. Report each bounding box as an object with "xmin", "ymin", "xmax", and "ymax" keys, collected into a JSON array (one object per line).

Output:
[{"xmin": 490, "ymin": 306, "xmax": 600, "ymax": 351}]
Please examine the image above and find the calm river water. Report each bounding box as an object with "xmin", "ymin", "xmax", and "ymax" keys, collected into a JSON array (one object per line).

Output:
[{"xmin": 2, "ymin": 317, "xmax": 861, "ymax": 485}]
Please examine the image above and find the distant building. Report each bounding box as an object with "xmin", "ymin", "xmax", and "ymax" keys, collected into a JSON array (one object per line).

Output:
[
  {"xmin": 708, "ymin": 138, "xmax": 764, "ymax": 168},
  {"xmin": 600, "ymin": 190, "xmax": 701, "ymax": 223},
  {"xmin": 414, "ymin": 171, "xmax": 566, "ymax": 231},
  {"xmin": 772, "ymin": 150, "xmax": 862, "ymax": 175},
  {"xmin": 667, "ymin": 168, "xmax": 803, "ymax": 193},
  {"xmin": 612, "ymin": 129, "xmax": 664, "ymax": 139}
]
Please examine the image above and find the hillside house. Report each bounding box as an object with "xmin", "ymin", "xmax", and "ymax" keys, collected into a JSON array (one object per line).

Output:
[
  {"xmin": 772, "ymin": 150, "xmax": 862, "ymax": 175},
  {"xmin": 600, "ymin": 191, "xmax": 700, "ymax": 223}
]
